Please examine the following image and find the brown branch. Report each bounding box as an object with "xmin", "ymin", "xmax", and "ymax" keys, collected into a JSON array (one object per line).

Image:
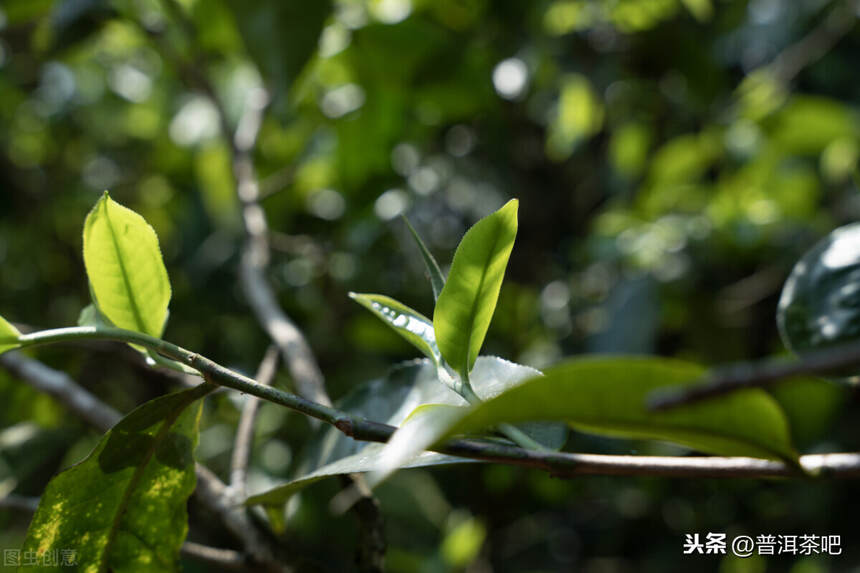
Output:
[
  {"xmin": 649, "ymin": 339, "xmax": 860, "ymax": 409},
  {"xmin": 12, "ymin": 331, "xmax": 860, "ymax": 482},
  {"xmin": 144, "ymin": 5, "xmax": 385, "ymax": 568}
]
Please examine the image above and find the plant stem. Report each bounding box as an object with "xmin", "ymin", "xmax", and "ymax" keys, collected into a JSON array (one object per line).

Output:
[
  {"xmin": 14, "ymin": 326, "xmax": 860, "ymax": 479},
  {"xmin": 16, "ymin": 327, "xmax": 345, "ymax": 427}
]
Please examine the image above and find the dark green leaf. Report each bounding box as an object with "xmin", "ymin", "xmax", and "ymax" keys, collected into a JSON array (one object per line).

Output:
[
  {"xmin": 778, "ymin": 224, "xmax": 860, "ymax": 373},
  {"xmin": 82, "ymin": 192, "xmax": 171, "ymax": 339},
  {"xmin": 403, "ymin": 217, "xmax": 446, "ymax": 300},
  {"xmin": 20, "ymin": 384, "xmax": 213, "ymax": 572},
  {"xmin": 434, "ymin": 200, "xmax": 518, "ymax": 379},
  {"xmin": 349, "ymin": 293, "xmax": 440, "ymax": 364},
  {"xmin": 769, "ymin": 377, "xmax": 846, "ymax": 448},
  {"xmin": 450, "ymin": 357, "xmax": 798, "ymax": 461},
  {"xmin": 368, "ymin": 357, "xmax": 798, "ymax": 484},
  {"xmin": 224, "ymin": 0, "xmax": 331, "ymax": 104}
]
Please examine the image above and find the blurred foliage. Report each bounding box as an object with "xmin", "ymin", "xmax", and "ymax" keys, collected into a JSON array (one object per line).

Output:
[{"xmin": 1, "ymin": 0, "xmax": 859, "ymax": 571}]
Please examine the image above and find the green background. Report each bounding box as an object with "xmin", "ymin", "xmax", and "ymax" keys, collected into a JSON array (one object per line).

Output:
[{"xmin": 1, "ymin": 0, "xmax": 859, "ymax": 571}]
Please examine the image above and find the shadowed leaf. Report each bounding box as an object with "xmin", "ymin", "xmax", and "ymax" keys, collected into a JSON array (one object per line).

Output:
[
  {"xmin": 403, "ymin": 217, "xmax": 446, "ymax": 300},
  {"xmin": 20, "ymin": 384, "xmax": 213, "ymax": 572}
]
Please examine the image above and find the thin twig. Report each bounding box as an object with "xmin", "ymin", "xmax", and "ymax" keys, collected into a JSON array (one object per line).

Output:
[
  {"xmin": 258, "ymin": 165, "xmax": 297, "ymax": 200},
  {"xmin": 231, "ymin": 93, "xmax": 333, "ymax": 408},
  {"xmin": 194, "ymin": 465, "xmax": 290, "ymax": 573},
  {"xmin": 769, "ymin": 0, "xmax": 859, "ymax": 84},
  {"xmin": 649, "ymin": 339, "xmax": 860, "ymax": 409},
  {"xmin": 230, "ymin": 345, "xmax": 279, "ymax": 499},
  {"xmin": 0, "ymin": 351, "xmax": 121, "ymax": 430}
]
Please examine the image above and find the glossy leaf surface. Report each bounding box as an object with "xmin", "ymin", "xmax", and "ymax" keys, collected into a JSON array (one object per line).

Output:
[
  {"xmin": 778, "ymin": 223, "xmax": 860, "ymax": 365},
  {"xmin": 349, "ymin": 293, "xmax": 441, "ymax": 364},
  {"xmin": 245, "ymin": 443, "xmax": 471, "ymax": 507}
]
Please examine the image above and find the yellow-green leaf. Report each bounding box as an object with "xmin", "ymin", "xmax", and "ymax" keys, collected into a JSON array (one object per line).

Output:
[
  {"xmin": 0, "ymin": 314, "xmax": 21, "ymax": 354},
  {"xmin": 83, "ymin": 192, "xmax": 171, "ymax": 338},
  {"xmin": 434, "ymin": 200, "xmax": 518, "ymax": 379}
]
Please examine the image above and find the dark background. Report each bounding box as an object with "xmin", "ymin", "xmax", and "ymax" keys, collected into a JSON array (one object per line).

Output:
[{"xmin": 1, "ymin": 0, "xmax": 859, "ymax": 571}]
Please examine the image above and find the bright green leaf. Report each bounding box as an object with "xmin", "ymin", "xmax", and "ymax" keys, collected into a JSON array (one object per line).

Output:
[
  {"xmin": 20, "ymin": 383, "xmax": 214, "ymax": 572},
  {"xmin": 434, "ymin": 200, "xmax": 518, "ymax": 379},
  {"xmin": 349, "ymin": 293, "xmax": 441, "ymax": 364},
  {"xmin": 83, "ymin": 192, "xmax": 171, "ymax": 338},
  {"xmin": 0, "ymin": 314, "xmax": 21, "ymax": 354},
  {"xmin": 403, "ymin": 217, "xmax": 446, "ymax": 300}
]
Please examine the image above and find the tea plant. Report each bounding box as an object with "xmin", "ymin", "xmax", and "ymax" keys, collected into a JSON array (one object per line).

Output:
[{"xmin": 1, "ymin": 193, "xmax": 859, "ymax": 572}]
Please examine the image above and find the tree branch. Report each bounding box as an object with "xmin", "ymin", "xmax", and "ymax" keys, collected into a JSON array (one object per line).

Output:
[
  {"xmin": 230, "ymin": 345, "xmax": 279, "ymax": 499},
  {"xmin": 10, "ymin": 328, "xmax": 860, "ymax": 479},
  {"xmin": 231, "ymin": 94, "xmax": 333, "ymax": 409},
  {"xmin": 0, "ymin": 351, "xmax": 121, "ymax": 430},
  {"xmin": 649, "ymin": 339, "xmax": 860, "ymax": 409},
  {"xmin": 769, "ymin": 0, "xmax": 859, "ymax": 84},
  {"xmin": 140, "ymin": 8, "xmax": 386, "ymax": 566}
]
